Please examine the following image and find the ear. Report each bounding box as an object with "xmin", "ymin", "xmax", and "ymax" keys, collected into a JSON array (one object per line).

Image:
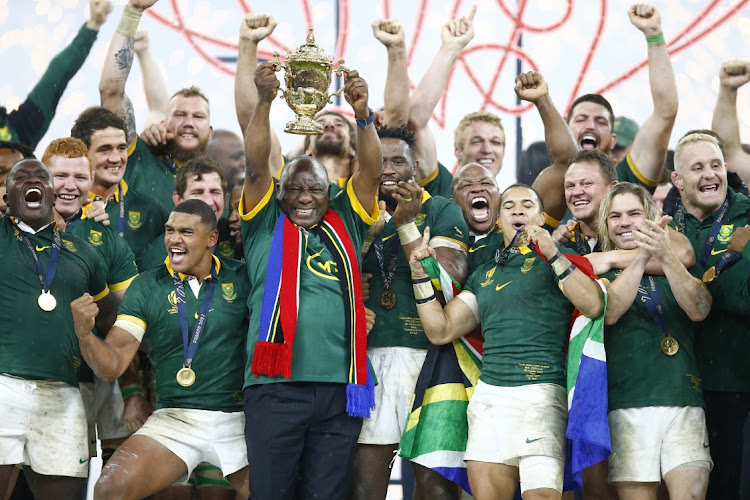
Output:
[
  {"xmin": 208, "ymin": 228, "xmax": 219, "ymax": 247},
  {"xmin": 173, "ymin": 192, "xmax": 182, "ymax": 206},
  {"xmin": 454, "ymin": 148, "xmax": 463, "ymax": 164},
  {"xmin": 608, "ymin": 134, "xmax": 617, "ymax": 151},
  {"xmin": 412, "ymin": 160, "xmax": 419, "ymax": 178},
  {"xmin": 538, "ymin": 211, "xmax": 547, "ymax": 226},
  {"xmin": 275, "ymin": 181, "xmax": 282, "ymax": 200},
  {"xmin": 208, "ymin": 125, "xmax": 214, "ymax": 140},
  {"xmin": 671, "ymin": 170, "xmax": 683, "ymax": 191}
]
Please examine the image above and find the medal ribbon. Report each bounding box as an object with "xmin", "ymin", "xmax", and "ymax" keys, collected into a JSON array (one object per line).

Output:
[
  {"xmin": 12, "ymin": 221, "xmax": 62, "ymax": 294},
  {"xmin": 636, "ymin": 276, "xmax": 669, "ymax": 340},
  {"xmin": 495, "ymin": 230, "xmax": 522, "ymax": 266},
  {"xmin": 676, "ymin": 197, "xmax": 730, "ymax": 267},
  {"xmin": 163, "ymin": 155, "xmax": 179, "ymax": 174},
  {"xmin": 65, "ymin": 210, "xmax": 83, "ymax": 229},
  {"xmin": 573, "ymin": 223, "xmax": 591, "ymax": 256},
  {"xmin": 373, "ymin": 233, "xmax": 399, "ymax": 292},
  {"xmin": 711, "ymin": 250, "xmax": 743, "ymax": 278},
  {"xmin": 172, "ymin": 264, "xmax": 218, "ymax": 368},
  {"xmin": 117, "ymin": 184, "xmax": 126, "ymax": 237}
]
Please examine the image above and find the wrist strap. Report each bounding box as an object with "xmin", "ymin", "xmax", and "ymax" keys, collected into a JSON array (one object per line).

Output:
[
  {"xmin": 548, "ymin": 251, "xmax": 562, "ymax": 264},
  {"xmin": 117, "ymin": 5, "xmax": 142, "ymax": 38},
  {"xmin": 646, "ymin": 33, "xmax": 665, "ymax": 45},
  {"xmin": 396, "ymin": 221, "xmax": 421, "ymax": 245},
  {"xmin": 356, "ymin": 109, "xmax": 375, "ymax": 129}
]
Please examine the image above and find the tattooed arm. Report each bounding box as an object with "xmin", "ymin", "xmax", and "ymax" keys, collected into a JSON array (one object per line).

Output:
[{"xmin": 99, "ymin": 0, "xmax": 158, "ymax": 147}]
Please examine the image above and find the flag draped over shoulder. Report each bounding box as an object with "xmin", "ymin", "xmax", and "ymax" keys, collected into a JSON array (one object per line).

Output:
[
  {"xmin": 398, "ymin": 256, "xmax": 481, "ymax": 494},
  {"xmin": 556, "ymin": 254, "xmax": 610, "ymax": 492}
]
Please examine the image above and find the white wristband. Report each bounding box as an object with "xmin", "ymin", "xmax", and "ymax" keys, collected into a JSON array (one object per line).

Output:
[{"xmin": 396, "ymin": 221, "xmax": 421, "ymax": 245}]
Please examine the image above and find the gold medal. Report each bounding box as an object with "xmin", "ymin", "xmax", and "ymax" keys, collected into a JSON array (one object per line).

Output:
[
  {"xmin": 702, "ymin": 267, "xmax": 717, "ymax": 283},
  {"xmin": 380, "ymin": 289, "xmax": 397, "ymax": 310},
  {"xmin": 661, "ymin": 335, "xmax": 679, "ymax": 356},
  {"xmin": 176, "ymin": 366, "xmax": 196, "ymax": 387},
  {"xmin": 38, "ymin": 291, "xmax": 56, "ymax": 312}
]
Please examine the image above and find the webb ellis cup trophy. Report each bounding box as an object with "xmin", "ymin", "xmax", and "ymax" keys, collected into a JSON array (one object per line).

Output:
[{"xmin": 270, "ymin": 27, "xmax": 351, "ymax": 135}]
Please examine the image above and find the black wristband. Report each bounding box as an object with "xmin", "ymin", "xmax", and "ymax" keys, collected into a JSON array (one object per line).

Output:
[
  {"xmin": 548, "ymin": 251, "xmax": 562, "ymax": 264},
  {"xmin": 557, "ymin": 264, "xmax": 576, "ymax": 281}
]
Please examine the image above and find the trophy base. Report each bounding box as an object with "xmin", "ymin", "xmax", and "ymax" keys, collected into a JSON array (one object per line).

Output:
[{"xmin": 284, "ymin": 116, "xmax": 324, "ymax": 135}]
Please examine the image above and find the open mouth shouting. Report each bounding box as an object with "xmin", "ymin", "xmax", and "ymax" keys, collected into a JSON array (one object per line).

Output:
[
  {"xmin": 24, "ymin": 186, "xmax": 43, "ymax": 209},
  {"xmin": 578, "ymin": 133, "xmax": 599, "ymax": 150},
  {"xmin": 169, "ymin": 246, "xmax": 188, "ymax": 265},
  {"xmin": 470, "ymin": 196, "xmax": 491, "ymax": 223}
]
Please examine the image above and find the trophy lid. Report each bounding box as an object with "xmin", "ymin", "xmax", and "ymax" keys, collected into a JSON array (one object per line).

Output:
[{"xmin": 284, "ymin": 27, "xmax": 334, "ymax": 66}]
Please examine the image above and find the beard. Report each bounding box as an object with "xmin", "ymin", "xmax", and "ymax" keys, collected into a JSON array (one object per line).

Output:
[
  {"xmin": 165, "ymin": 136, "xmax": 209, "ymax": 163},
  {"xmin": 314, "ymin": 137, "xmax": 346, "ymax": 157}
]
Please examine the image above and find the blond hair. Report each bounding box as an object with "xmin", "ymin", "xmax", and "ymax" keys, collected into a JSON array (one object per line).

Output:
[
  {"xmin": 598, "ymin": 182, "xmax": 659, "ymax": 251},
  {"xmin": 454, "ymin": 111, "xmax": 504, "ymax": 150}
]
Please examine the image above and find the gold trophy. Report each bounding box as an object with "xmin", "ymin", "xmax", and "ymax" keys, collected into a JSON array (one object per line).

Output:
[{"xmin": 270, "ymin": 28, "xmax": 350, "ymax": 135}]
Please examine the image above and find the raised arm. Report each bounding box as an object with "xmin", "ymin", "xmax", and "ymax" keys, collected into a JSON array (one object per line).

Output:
[
  {"xmin": 409, "ymin": 229, "xmax": 478, "ymax": 344},
  {"xmin": 235, "ymin": 13, "xmax": 282, "ymax": 175},
  {"xmin": 408, "ymin": 6, "xmax": 475, "ymax": 180},
  {"xmin": 72, "ymin": 294, "xmax": 141, "ymax": 382},
  {"xmin": 134, "ymin": 30, "xmax": 169, "ymax": 129},
  {"xmin": 345, "ymin": 71, "xmax": 382, "ymax": 211},
  {"xmin": 242, "ymin": 62, "xmax": 278, "ymax": 208},
  {"xmin": 711, "ymin": 60, "xmax": 750, "ymax": 183},
  {"xmin": 638, "ymin": 219, "xmax": 711, "ymax": 321},
  {"xmin": 517, "ymin": 72, "xmax": 578, "ymax": 222},
  {"xmin": 372, "ymin": 19, "xmax": 409, "ymax": 126},
  {"xmin": 12, "ymin": 0, "xmax": 112, "ymax": 148},
  {"xmin": 99, "ymin": 0, "xmax": 158, "ymax": 146},
  {"xmin": 626, "ymin": 3, "xmax": 678, "ymax": 182}
]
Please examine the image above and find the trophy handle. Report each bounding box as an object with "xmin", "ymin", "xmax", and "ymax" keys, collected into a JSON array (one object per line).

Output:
[
  {"xmin": 328, "ymin": 58, "xmax": 351, "ymax": 103},
  {"xmin": 269, "ymin": 52, "xmax": 286, "ymax": 100}
]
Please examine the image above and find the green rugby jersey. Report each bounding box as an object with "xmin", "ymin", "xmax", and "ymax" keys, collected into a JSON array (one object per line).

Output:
[
  {"xmin": 467, "ymin": 226, "xmax": 504, "ymax": 274},
  {"xmin": 240, "ymin": 179, "xmax": 378, "ymax": 388},
  {"xmin": 363, "ymin": 192, "xmax": 468, "ymax": 349},
  {"xmin": 122, "ymin": 135, "xmax": 179, "ymax": 208},
  {"xmin": 116, "ymin": 256, "xmax": 249, "ymax": 412},
  {"xmin": 669, "ymin": 188, "xmax": 750, "ymax": 392},
  {"xmin": 602, "ymin": 270, "xmax": 704, "ymax": 410},
  {"xmin": 616, "ymin": 154, "xmax": 660, "ymax": 194},
  {"xmin": 419, "ymin": 162, "xmax": 454, "ymax": 199},
  {"xmin": 463, "ymin": 246, "xmax": 575, "ymax": 387},
  {"xmin": 0, "ymin": 218, "xmax": 109, "ymax": 386},
  {"xmin": 90, "ymin": 180, "xmax": 169, "ymax": 266},
  {"xmin": 67, "ymin": 207, "xmax": 138, "ymax": 293}
]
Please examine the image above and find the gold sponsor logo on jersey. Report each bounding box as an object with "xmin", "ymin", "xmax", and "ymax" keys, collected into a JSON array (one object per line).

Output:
[
  {"xmin": 415, "ymin": 214, "xmax": 426, "ymax": 226},
  {"xmin": 468, "ymin": 245, "xmax": 486, "ymax": 253},
  {"xmin": 218, "ymin": 240, "xmax": 233, "ymax": 258},
  {"xmin": 35, "ymin": 245, "xmax": 50, "ymax": 251},
  {"xmin": 127, "ymin": 211, "xmax": 142, "ymax": 230},
  {"xmin": 454, "ymin": 226, "xmax": 464, "ymax": 238},
  {"xmin": 167, "ymin": 290, "xmax": 178, "ymax": 314},
  {"xmin": 306, "ymin": 249, "xmax": 339, "ymax": 281},
  {"xmin": 0, "ymin": 126, "xmax": 10, "ymax": 141},
  {"xmin": 222, "ymin": 283, "xmax": 237, "ymax": 302},
  {"xmin": 717, "ymin": 224, "xmax": 734, "ymax": 243},
  {"xmin": 480, "ymin": 265, "xmax": 497, "ymax": 287},
  {"xmin": 520, "ymin": 257, "xmax": 535, "ymax": 274},
  {"xmin": 88, "ymin": 230, "xmax": 103, "ymax": 247},
  {"xmin": 62, "ymin": 239, "xmax": 76, "ymax": 252},
  {"xmin": 495, "ymin": 280, "xmax": 512, "ymax": 291}
]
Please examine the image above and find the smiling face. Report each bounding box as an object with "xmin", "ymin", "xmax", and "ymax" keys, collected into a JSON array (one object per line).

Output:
[
  {"xmin": 165, "ymin": 95, "xmax": 212, "ymax": 161},
  {"xmin": 277, "ymin": 162, "xmax": 330, "ymax": 228},
  {"xmin": 498, "ymin": 186, "xmax": 545, "ymax": 246},
  {"xmin": 567, "ymin": 101, "xmax": 617, "ymax": 154},
  {"xmin": 47, "ymin": 155, "xmax": 93, "ymax": 219},
  {"xmin": 88, "ymin": 126, "xmax": 128, "ymax": 190},
  {"xmin": 5, "ymin": 160, "xmax": 56, "ymax": 230},
  {"xmin": 164, "ymin": 211, "xmax": 217, "ymax": 276},
  {"xmin": 672, "ymin": 140, "xmax": 727, "ymax": 221},
  {"xmin": 455, "ymin": 121, "xmax": 505, "ymax": 176},
  {"xmin": 309, "ymin": 112, "xmax": 354, "ymax": 158},
  {"xmin": 174, "ymin": 172, "xmax": 225, "ymax": 220},
  {"xmin": 379, "ymin": 138, "xmax": 417, "ymax": 211},
  {"xmin": 564, "ymin": 161, "xmax": 615, "ymax": 227},
  {"xmin": 606, "ymin": 192, "xmax": 647, "ymax": 250},
  {"xmin": 452, "ymin": 163, "xmax": 500, "ymax": 234}
]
